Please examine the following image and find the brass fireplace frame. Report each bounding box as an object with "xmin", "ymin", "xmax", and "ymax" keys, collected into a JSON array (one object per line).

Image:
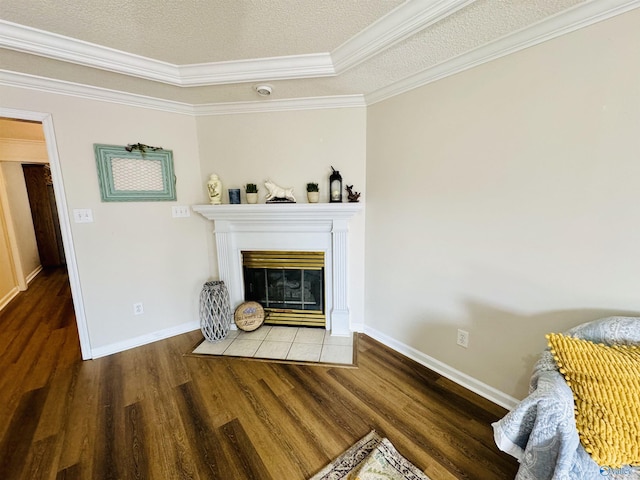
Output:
[{"xmin": 242, "ymin": 250, "xmax": 325, "ymax": 327}]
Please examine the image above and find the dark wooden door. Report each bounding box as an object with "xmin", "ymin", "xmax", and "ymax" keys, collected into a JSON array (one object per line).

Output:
[{"xmin": 22, "ymin": 164, "xmax": 65, "ymax": 267}]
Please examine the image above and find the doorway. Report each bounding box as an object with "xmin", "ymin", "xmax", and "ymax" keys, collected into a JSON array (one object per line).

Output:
[
  {"xmin": 0, "ymin": 108, "xmax": 91, "ymax": 358},
  {"xmin": 22, "ymin": 164, "xmax": 66, "ymax": 268}
]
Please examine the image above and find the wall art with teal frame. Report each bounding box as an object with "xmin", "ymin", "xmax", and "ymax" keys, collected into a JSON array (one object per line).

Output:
[{"xmin": 94, "ymin": 144, "xmax": 176, "ymax": 202}]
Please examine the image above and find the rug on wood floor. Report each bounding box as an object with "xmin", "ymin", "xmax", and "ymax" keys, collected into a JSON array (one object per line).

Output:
[{"xmin": 310, "ymin": 430, "xmax": 431, "ymax": 480}]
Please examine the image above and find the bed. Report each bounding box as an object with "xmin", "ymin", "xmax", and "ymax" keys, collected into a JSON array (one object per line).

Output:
[{"xmin": 492, "ymin": 316, "xmax": 640, "ymax": 480}]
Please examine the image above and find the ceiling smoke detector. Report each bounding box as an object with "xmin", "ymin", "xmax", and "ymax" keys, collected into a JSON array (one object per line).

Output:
[{"xmin": 254, "ymin": 84, "xmax": 273, "ymax": 97}]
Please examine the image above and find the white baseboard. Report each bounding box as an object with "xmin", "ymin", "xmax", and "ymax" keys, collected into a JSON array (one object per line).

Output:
[
  {"xmin": 363, "ymin": 326, "xmax": 519, "ymax": 410},
  {"xmin": 26, "ymin": 265, "xmax": 43, "ymax": 284},
  {"xmin": 0, "ymin": 266, "xmax": 43, "ymax": 311},
  {"xmin": 91, "ymin": 321, "xmax": 200, "ymax": 359},
  {"xmin": 89, "ymin": 320, "xmax": 519, "ymax": 409},
  {"xmin": 0, "ymin": 286, "xmax": 19, "ymax": 311}
]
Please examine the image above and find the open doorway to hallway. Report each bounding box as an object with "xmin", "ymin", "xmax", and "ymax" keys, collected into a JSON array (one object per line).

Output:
[
  {"xmin": 0, "ymin": 117, "xmax": 78, "ymax": 355},
  {"xmin": 0, "ymin": 118, "xmax": 54, "ymax": 300},
  {"xmin": 0, "ymin": 112, "xmax": 90, "ymax": 359}
]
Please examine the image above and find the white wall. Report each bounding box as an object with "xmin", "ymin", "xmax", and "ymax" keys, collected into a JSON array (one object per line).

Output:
[
  {"xmin": 196, "ymin": 109, "xmax": 366, "ymax": 204},
  {"xmin": 0, "ymin": 89, "xmax": 366, "ymax": 353},
  {"xmin": 0, "ymin": 119, "xmax": 45, "ymax": 303},
  {"xmin": 0, "ymin": 195, "xmax": 16, "ymax": 307},
  {"xmin": 0, "ymin": 161, "xmax": 40, "ymax": 279},
  {"xmin": 3, "ymin": 8, "xmax": 638, "ymax": 402},
  {"xmin": 365, "ymin": 8, "xmax": 640, "ymax": 400},
  {"xmin": 195, "ymin": 108, "xmax": 367, "ymax": 329},
  {"xmin": 0, "ymin": 88, "xmax": 210, "ymax": 353}
]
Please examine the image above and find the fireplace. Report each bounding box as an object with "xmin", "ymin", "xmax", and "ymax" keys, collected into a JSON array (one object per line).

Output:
[
  {"xmin": 192, "ymin": 203, "xmax": 362, "ymax": 336},
  {"xmin": 242, "ymin": 250, "xmax": 325, "ymax": 327}
]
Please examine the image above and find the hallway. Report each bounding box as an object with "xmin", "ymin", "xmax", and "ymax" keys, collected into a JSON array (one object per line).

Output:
[{"xmin": 0, "ymin": 267, "xmax": 80, "ymax": 476}]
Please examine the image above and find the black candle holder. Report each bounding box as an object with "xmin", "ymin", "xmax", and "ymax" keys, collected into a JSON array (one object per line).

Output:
[{"xmin": 329, "ymin": 166, "xmax": 342, "ymax": 203}]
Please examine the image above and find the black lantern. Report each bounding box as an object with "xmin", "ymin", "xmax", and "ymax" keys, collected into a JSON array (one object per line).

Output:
[{"xmin": 329, "ymin": 166, "xmax": 343, "ymax": 203}]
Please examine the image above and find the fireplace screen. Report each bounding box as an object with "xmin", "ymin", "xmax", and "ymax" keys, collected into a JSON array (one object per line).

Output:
[{"xmin": 242, "ymin": 251, "xmax": 325, "ymax": 327}]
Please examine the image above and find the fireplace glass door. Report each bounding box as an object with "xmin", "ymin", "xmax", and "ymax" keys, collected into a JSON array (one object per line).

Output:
[{"xmin": 242, "ymin": 251, "xmax": 325, "ymax": 327}]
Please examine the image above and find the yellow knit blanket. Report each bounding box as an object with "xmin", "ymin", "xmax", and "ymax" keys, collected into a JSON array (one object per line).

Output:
[{"xmin": 547, "ymin": 333, "xmax": 640, "ymax": 468}]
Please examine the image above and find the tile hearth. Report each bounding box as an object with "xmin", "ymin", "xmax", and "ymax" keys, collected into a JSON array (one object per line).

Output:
[{"xmin": 193, "ymin": 326, "xmax": 355, "ymax": 365}]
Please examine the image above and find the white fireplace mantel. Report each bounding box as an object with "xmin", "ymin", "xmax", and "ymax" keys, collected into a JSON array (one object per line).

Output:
[{"xmin": 192, "ymin": 203, "xmax": 363, "ymax": 335}]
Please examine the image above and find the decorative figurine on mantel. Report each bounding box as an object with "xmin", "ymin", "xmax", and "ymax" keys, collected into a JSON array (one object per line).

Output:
[
  {"xmin": 346, "ymin": 185, "xmax": 361, "ymax": 203},
  {"xmin": 207, "ymin": 174, "xmax": 222, "ymax": 205},
  {"xmin": 264, "ymin": 179, "xmax": 296, "ymax": 203},
  {"xmin": 329, "ymin": 166, "xmax": 343, "ymax": 203}
]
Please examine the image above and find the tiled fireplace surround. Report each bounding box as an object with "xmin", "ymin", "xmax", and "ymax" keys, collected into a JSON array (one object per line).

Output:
[{"xmin": 192, "ymin": 203, "xmax": 363, "ymax": 336}]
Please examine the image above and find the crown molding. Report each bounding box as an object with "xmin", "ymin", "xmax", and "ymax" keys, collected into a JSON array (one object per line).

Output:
[
  {"xmin": 179, "ymin": 54, "xmax": 335, "ymax": 86},
  {"xmin": 331, "ymin": 0, "xmax": 474, "ymax": 73},
  {"xmin": 192, "ymin": 95, "xmax": 366, "ymax": 116},
  {"xmin": 2, "ymin": 0, "xmax": 639, "ymax": 115},
  {"xmin": 0, "ymin": 20, "xmax": 335, "ymax": 86},
  {"xmin": 0, "ymin": 70, "xmax": 195, "ymax": 114},
  {"xmin": 366, "ymin": 0, "xmax": 640, "ymax": 105},
  {"xmin": 4, "ymin": 0, "xmax": 632, "ymax": 92},
  {"xmin": 0, "ymin": 0, "xmax": 471, "ymax": 87},
  {"xmin": 0, "ymin": 70, "xmax": 364, "ymax": 115},
  {"xmin": 0, "ymin": 20, "xmax": 181, "ymax": 84}
]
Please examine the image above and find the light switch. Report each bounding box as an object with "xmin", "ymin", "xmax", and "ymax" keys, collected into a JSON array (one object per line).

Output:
[
  {"xmin": 172, "ymin": 206, "xmax": 190, "ymax": 218},
  {"xmin": 73, "ymin": 208, "xmax": 94, "ymax": 223}
]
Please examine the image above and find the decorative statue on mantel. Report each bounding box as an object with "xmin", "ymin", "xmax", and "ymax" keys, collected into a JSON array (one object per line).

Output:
[
  {"xmin": 346, "ymin": 185, "xmax": 361, "ymax": 203},
  {"xmin": 264, "ymin": 180, "xmax": 296, "ymax": 203},
  {"xmin": 207, "ymin": 174, "xmax": 222, "ymax": 205}
]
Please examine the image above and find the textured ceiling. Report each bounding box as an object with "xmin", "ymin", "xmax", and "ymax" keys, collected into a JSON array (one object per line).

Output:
[
  {"xmin": 0, "ymin": 0, "xmax": 634, "ymax": 107},
  {"xmin": 0, "ymin": 0, "xmax": 404, "ymax": 63}
]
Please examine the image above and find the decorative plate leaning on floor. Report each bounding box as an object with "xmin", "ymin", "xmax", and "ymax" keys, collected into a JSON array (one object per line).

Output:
[
  {"xmin": 234, "ymin": 301, "xmax": 265, "ymax": 332},
  {"xmin": 310, "ymin": 430, "xmax": 431, "ymax": 480},
  {"xmin": 189, "ymin": 325, "xmax": 357, "ymax": 367}
]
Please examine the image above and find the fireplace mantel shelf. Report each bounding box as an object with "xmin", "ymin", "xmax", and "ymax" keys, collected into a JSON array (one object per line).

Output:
[
  {"xmin": 192, "ymin": 202, "xmax": 363, "ymax": 336},
  {"xmin": 192, "ymin": 203, "xmax": 363, "ymax": 222}
]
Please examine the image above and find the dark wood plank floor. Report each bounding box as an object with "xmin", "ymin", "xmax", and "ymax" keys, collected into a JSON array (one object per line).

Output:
[{"xmin": 0, "ymin": 268, "xmax": 519, "ymax": 479}]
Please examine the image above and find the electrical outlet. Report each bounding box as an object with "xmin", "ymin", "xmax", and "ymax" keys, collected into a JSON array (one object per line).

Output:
[
  {"xmin": 172, "ymin": 206, "xmax": 190, "ymax": 218},
  {"xmin": 457, "ymin": 329, "xmax": 469, "ymax": 348},
  {"xmin": 133, "ymin": 302, "xmax": 144, "ymax": 315}
]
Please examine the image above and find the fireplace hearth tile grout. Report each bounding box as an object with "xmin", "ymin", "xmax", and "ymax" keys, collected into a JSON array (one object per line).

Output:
[{"xmin": 192, "ymin": 325, "xmax": 355, "ymax": 365}]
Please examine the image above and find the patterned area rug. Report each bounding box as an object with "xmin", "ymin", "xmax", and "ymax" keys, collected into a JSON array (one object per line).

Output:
[{"xmin": 310, "ymin": 431, "xmax": 431, "ymax": 480}]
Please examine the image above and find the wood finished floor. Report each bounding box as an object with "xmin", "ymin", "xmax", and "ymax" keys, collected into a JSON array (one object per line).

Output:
[{"xmin": 0, "ymin": 268, "xmax": 519, "ymax": 479}]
